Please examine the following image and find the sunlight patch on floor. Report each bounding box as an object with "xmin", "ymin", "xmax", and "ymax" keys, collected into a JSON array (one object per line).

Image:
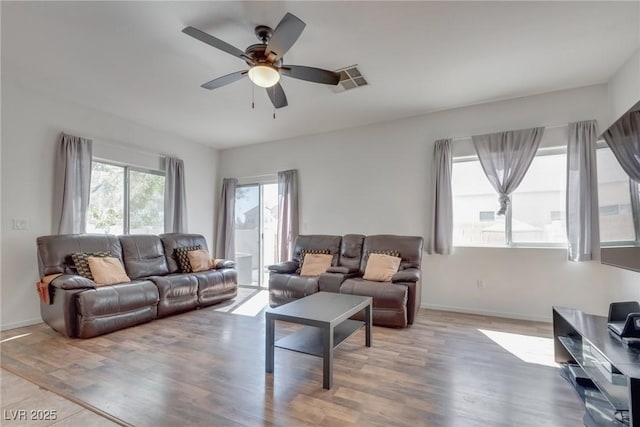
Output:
[
  {"xmin": 232, "ymin": 290, "xmax": 269, "ymax": 317},
  {"xmin": 478, "ymin": 329, "xmax": 558, "ymax": 368},
  {"xmin": 0, "ymin": 333, "xmax": 31, "ymax": 343}
]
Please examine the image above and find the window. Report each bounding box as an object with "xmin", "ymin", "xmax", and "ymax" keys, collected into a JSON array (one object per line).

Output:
[
  {"xmin": 87, "ymin": 161, "xmax": 165, "ymax": 234},
  {"xmin": 452, "ymin": 160, "xmax": 505, "ymax": 245},
  {"xmin": 597, "ymin": 146, "xmax": 640, "ymax": 244},
  {"xmin": 452, "ymin": 148, "xmax": 567, "ymax": 247},
  {"xmin": 510, "ymin": 150, "xmax": 567, "ymax": 244}
]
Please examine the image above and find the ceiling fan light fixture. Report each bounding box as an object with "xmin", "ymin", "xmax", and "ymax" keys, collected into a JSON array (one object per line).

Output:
[{"xmin": 248, "ymin": 64, "xmax": 280, "ymax": 88}]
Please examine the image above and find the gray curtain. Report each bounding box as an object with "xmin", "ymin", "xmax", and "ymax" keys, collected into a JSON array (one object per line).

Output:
[
  {"xmin": 215, "ymin": 178, "xmax": 237, "ymax": 260},
  {"xmin": 164, "ymin": 157, "xmax": 188, "ymax": 233},
  {"xmin": 566, "ymin": 120, "xmax": 600, "ymax": 261},
  {"xmin": 603, "ymin": 110, "xmax": 640, "ymax": 182},
  {"xmin": 472, "ymin": 127, "xmax": 545, "ymax": 215},
  {"xmin": 53, "ymin": 132, "xmax": 93, "ymax": 234},
  {"xmin": 428, "ymin": 139, "xmax": 453, "ymax": 255},
  {"xmin": 277, "ymin": 169, "xmax": 299, "ymax": 262}
]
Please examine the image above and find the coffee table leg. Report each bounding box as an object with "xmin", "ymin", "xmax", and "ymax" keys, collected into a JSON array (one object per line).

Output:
[
  {"xmin": 266, "ymin": 314, "xmax": 275, "ymax": 373},
  {"xmin": 323, "ymin": 326, "xmax": 334, "ymax": 389},
  {"xmin": 365, "ymin": 303, "xmax": 372, "ymax": 347}
]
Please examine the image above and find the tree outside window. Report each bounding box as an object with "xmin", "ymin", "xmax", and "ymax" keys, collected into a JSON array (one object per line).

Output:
[{"xmin": 87, "ymin": 161, "xmax": 164, "ymax": 234}]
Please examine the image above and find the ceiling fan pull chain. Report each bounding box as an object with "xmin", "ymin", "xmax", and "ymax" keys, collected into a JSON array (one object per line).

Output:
[
  {"xmin": 272, "ymin": 87, "xmax": 276, "ymax": 119},
  {"xmin": 251, "ymin": 83, "xmax": 255, "ymax": 109}
]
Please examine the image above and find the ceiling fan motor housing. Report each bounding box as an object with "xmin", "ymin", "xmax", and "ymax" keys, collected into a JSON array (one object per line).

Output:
[{"xmin": 244, "ymin": 43, "xmax": 282, "ymax": 67}]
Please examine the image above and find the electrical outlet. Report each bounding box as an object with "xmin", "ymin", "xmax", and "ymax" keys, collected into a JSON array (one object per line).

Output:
[
  {"xmin": 12, "ymin": 218, "xmax": 28, "ymax": 230},
  {"xmin": 476, "ymin": 279, "xmax": 484, "ymax": 289}
]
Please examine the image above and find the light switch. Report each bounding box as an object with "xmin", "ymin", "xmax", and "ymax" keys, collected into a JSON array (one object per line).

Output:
[{"xmin": 12, "ymin": 218, "xmax": 28, "ymax": 230}]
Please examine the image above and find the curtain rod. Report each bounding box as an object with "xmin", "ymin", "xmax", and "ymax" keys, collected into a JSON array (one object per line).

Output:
[{"xmin": 449, "ymin": 123, "xmax": 569, "ymax": 142}]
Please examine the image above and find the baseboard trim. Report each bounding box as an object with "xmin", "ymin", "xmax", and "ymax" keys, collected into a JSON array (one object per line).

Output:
[
  {"xmin": 1, "ymin": 318, "xmax": 43, "ymax": 332},
  {"xmin": 420, "ymin": 303, "xmax": 551, "ymax": 323}
]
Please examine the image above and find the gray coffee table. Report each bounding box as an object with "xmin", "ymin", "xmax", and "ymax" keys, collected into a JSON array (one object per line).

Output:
[{"xmin": 265, "ymin": 292, "xmax": 372, "ymax": 389}]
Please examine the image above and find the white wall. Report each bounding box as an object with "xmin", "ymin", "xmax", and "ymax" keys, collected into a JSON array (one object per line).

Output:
[
  {"xmin": 607, "ymin": 48, "xmax": 640, "ymax": 127},
  {"xmin": 0, "ymin": 80, "xmax": 219, "ymax": 330},
  {"xmin": 219, "ymin": 84, "xmax": 639, "ymax": 321}
]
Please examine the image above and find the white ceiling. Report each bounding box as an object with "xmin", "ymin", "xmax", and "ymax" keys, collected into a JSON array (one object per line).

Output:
[{"xmin": 2, "ymin": 1, "xmax": 639, "ymax": 148}]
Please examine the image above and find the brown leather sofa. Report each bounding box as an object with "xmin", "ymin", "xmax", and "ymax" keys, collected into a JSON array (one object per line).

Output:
[
  {"xmin": 36, "ymin": 233, "xmax": 237, "ymax": 338},
  {"xmin": 268, "ymin": 234, "xmax": 423, "ymax": 328}
]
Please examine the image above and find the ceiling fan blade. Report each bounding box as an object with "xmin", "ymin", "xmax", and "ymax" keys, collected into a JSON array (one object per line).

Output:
[
  {"xmin": 201, "ymin": 70, "xmax": 247, "ymax": 90},
  {"xmin": 183, "ymin": 26, "xmax": 252, "ymax": 62},
  {"xmin": 281, "ymin": 65, "xmax": 340, "ymax": 85},
  {"xmin": 265, "ymin": 13, "xmax": 306, "ymax": 62},
  {"xmin": 266, "ymin": 83, "xmax": 288, "ymax": 109}
]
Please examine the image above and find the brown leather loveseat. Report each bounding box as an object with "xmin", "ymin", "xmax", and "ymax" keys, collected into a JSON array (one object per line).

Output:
[
  {"xmin": 36, "ymin": 233, "xmax": 237, "ymax": 338},
  {"xmin": 268, "ymin": 234, "xmax": 423, "ymax": 328}
]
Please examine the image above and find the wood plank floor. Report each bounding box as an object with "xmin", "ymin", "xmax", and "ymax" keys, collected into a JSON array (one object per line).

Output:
[
  {"xmin": 1, "ymin": 307, "xmax": 584, "ymax": 427},
  {"xmin": 1, "ymin": 369, "xmax": 118, "ymax": 426}
]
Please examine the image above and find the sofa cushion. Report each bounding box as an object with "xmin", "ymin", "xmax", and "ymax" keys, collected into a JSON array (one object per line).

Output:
[
  {"xmin": 191, "ymin": 269, "xmax": 238, "ymax": 306},
  {"xmin": 338, "ymin": 234, "xmax": 365, "ymax": 272},
  {"xmin": 175, "ymin": 245, "xmax": 202, "ymax": 273},
  {"xmin": 75, "ymin": 280, "xmax": 159, "ymax": 338},
  {"xmin": 160, "ymin": 233, "xmax": 209, "ymax": 273},
  {"xmin": 37, "ymin": 234, "xmax": 123, "ymax": 277},
  {"xmin": 300, "ymin": 253, "xmax": 333, "ymax": 276},
  {"xmin": 292, "ymin": 235, "xmax": 341, "ymax": 265},
  {"xmin": 71, "ymin": 251, "xmax": 112, "ymax": 280},
  {"xmin": 88, "ymin": 256, "xmax": 131, "ymax": 286},
  {"xmin": 148, "ymin": 274, "xmax": 198, "ymax": 317},
  {"xmin": 119, "ymin": 235, "xmax": 169, "ymax": 279},
  {"xmin": 362, "ymin": 253, "xmax": 401, "ymax": 282},
  {"xmin": 297, "ymin": 248, "xmax": 330, "ymax": 273},
  {"xmin": 269, "ymin": 274, "xmax": 319, "ymax": 307},
  {"xmin": 77, "ymin": 280, "xmax": 159, "ymax": 317},
  {"xmin": 340, "ymin": 278, "xmax": 408, "ymax": 327},
  {"xmin": 360, "ymin": 235, "xmax": 423, "ymax": 272}
]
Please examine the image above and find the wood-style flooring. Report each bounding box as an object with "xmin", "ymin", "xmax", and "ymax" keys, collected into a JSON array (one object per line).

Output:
[
  {"xmin": 1, "ymin": 369, "xmax": 117, "ymax": 426},
  {"xmin": 0, "ymin": 306, "xmax": 584, "ymax": 427}
]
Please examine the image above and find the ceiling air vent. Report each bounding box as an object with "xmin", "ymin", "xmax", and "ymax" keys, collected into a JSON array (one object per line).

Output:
[{"xmin": 332, "ymin": 65, "xmax": 368, "ymax": 93}]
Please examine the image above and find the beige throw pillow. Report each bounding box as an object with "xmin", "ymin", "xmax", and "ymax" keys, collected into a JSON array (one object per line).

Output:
[
  {"xmin": 299, "ymin": 253, "xmax": 333, "ymax": 277},
  {"xmin": 363, "ymin": 253, "xmax": 401, "ymax": 282},
  {"xmin": 87, "ymin": 256, "xmax": 131, "ymax": 286},
  {"xmin": 188, "ymin": 249, "xmax": 212, "ymax": 272}
]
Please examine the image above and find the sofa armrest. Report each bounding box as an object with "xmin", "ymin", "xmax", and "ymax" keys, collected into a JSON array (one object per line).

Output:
[
  {"xmin": 326, "ymin": 266, "xmax": 359, "ymax": 274},
  {"xmin": 50, "ymin": 275, "xmax": 97, "ymax": 290},
  {"xmin": 268, "ymin": 261, "xmax": 298, "ymax": 274},
  {"xmin": 213, "ymin": 259, "xmax": 236, "ymax": 269},
  {"xmin": 391, "ymin": 268, "xmax": 421, "ymax": 283}
]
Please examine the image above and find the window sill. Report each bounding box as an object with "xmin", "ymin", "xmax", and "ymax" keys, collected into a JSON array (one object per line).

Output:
[{"xmin": 454, "ymin": 244, "xmax": 567, "ymax": 250}]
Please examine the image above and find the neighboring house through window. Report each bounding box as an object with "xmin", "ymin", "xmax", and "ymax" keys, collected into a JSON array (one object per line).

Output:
[
  {"xmin": 597, "ymin": 144, "xmax": 640, "ymax": 245},
  {"xmin": 452, "ymin": 128, "xmax": 568, "ymax": 247}
]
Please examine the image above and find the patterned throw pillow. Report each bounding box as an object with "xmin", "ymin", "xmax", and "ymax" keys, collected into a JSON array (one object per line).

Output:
[
  {"xmin": 296, "ymin": 248, "xmax": 331, "ymax": 274},
  {"xmin": 174, "ymin": 245, "xmax": 203, "ymax": 273},
  {"xmin": 71, "ymin": 251, "xmax": 112, "ymax": 280},
  {"xmin": 366, "ymin": 249, "xmax": 401, "ymax": 263}
]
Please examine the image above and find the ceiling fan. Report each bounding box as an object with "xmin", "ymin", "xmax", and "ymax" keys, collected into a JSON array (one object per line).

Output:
[{"xmin": 183, "ymin": 12, "xmax": 340, "ymax": 109}]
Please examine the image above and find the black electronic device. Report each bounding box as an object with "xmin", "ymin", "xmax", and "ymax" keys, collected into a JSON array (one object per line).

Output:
[{"xmin": 608, "ymin": 301, "xmax": 640, "ymax": 346}]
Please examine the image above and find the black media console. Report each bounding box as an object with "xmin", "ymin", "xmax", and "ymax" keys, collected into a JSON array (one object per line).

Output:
[{"xmin": 553, "ymin": 306, "xmax": 640, "ymax": 426}]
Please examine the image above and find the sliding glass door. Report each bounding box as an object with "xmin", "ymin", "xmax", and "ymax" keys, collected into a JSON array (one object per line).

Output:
[{"xmin": 234, "ymin": 183, "xmax": 278, "ymax": 287}]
